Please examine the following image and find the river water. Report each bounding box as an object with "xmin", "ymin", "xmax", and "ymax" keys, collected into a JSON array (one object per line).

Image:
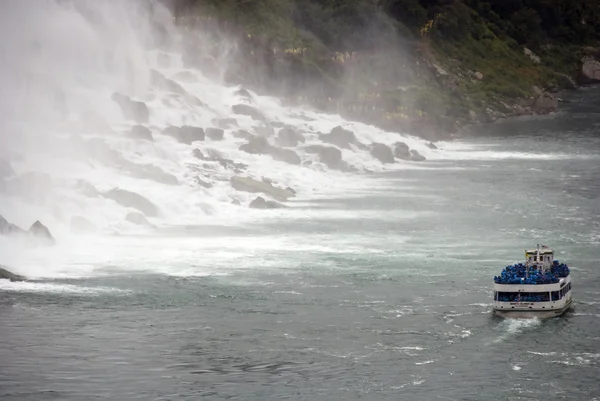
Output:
[
  {"xmin": 1, "ymin": 86, "xmax": 599, "ymax": 400},
  {"xmin": 1, "ymin": 1, "xmax": 600, "ymax": 399}
]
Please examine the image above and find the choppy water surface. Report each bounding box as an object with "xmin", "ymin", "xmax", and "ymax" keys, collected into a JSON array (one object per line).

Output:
[
  {"xmin": 0, "ymin": 0, "xmax": 599, "ymax": 398},
  {"xmin": 2, "ymin": 94, "xmax": 600, "ymax": 400}
]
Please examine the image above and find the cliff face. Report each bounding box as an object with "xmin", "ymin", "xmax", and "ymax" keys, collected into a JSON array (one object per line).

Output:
[{"xmin": 172, "ymin": 0, "xmax": 600, "ymax": 140}]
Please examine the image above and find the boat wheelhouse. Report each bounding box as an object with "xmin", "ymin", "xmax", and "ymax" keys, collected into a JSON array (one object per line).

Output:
[{"xmin": 493, "ymin": 245, "xmax": 572, "ymax": 319}]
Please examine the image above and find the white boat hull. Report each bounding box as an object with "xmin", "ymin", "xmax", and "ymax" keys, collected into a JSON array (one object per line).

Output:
[{"xmin": 493, "ymin": 298, "xmax": 573, "ymax": 319}]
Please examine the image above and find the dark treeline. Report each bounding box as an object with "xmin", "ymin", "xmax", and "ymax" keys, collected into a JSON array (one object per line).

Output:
[{"xmin": 170, "ymin": 0, "xmax": 600, "ymax": 138}]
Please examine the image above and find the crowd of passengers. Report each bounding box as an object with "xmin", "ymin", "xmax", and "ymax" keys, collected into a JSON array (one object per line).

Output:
[{"xmin": 494, "ymin": 261, "xmax": 570, "ymax": 285}]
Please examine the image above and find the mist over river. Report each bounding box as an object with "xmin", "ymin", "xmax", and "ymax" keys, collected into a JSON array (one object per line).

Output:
[{"xmin": 1, "ymin": 1, "xmax": 599, "ymax": 400}]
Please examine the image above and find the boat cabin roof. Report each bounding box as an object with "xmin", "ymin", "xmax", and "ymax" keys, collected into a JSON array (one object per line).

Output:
[{"xmin": 526, "ymin": 248, "xmax": 553, "ymax": 255}]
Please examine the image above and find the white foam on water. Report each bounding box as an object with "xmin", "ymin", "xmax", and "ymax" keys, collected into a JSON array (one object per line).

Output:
[
  {"xmin": 0, "ymin": 279, "xmax": 130, "ymax": 295},
  {"xmin": 0, "ymin": 0, "xmax": 444, "ymax": 279},
  {"xmin": 0, "ymin": 1, "xmax": 591, "ymax": 283},
  {"xmin": 489, "ymin": 317, "xmax": 542, "ymax": 344}
]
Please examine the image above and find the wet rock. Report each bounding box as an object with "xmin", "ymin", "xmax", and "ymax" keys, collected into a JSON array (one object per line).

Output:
[
  {"xmin": 271, "ymin": 147, "xmax": 301, "ymax": 165},
  {"xmin": 126, "ymin": 163, "xmax": 178, "ymax": 186},
  {"xmin": 394, "ymin": 142, "xmax": 411, "ymax": 160},
  {"xmin": 111, "ymin": 92, "xmax": 149, "ymax": 123},
  {"xmin": 102, "ymin": 188, "xmax": 158, "ymax": 216},
  {"xmin": 320, "ymin": 126, "xmax": 359, "ymax": 149},
  {"xmin": 305, "ymin": 145, "xmax": 343, "ymax": 169},
  {"xmin": 232, "ymin": 104, "xmax": 265, "ymax": 121},
  {"xmin": 579, "ymin": 56, "xmax": 600, "ymax": 84},
  {"xmin": 409, "ymin": 149, "xmax": 426, "ymax": 162},
  {"xmin": 0, "ymin": 265, "xmax": 25, "ymax": 282},
  {"xmin": 76, "ymin": 180, "xmax": 101, "ymax": 198},
  {"xmin": 249, "ymin": 196, "xmax": 285, "ymax": 209},
  {"xmin": 162, "ymin": 126, "xmax": 205, "ymax": 144},
  {"xmin": 231, "ymin": 199, "xmax": 241, "ymax": 206},
  {"xmin": 0, "ymin": 214, "xmax": 25, "ymax": 236},
  {"xmin": 28, "ymin": 221, "xmax": 55, "ymax": 245},
  {"xmin": 532, "ymin": 94, "xmax": 558, "ymax": 114},
  {"xmin": 230, "ymin": 176, "xmax": 295, "ymax": 201},
  {"xmin": 370, "ymin": 143, "xmax": 395, "ymax": 164},
  {"xmin": 130, "ymin": 125, "xmax": 153, "ymax": 141},
  {"xmin": 212, "ymin": 118, "xmax": 238, "ymax": 129},
  {"xmin": 234, "ymin": 88, "xmax": 253, "ymax": 100},
  {"xmin": 233, "ymin": 130, "xmax": 253, "ymax": 139},
  {"xmin": 427, "ymin": 142, "xmax": 438, "ymax": 150},
  {"xmin": 151, "ymin": 69, "xmax": 191, "ymax": 98},
  {"xmin": 239, "ymin": 136, "xmax": 271, "ymax": 155},
  {"xmin": 255, "ymin": 124, "xmax": 275, "ymax": 137},
  {"xmin": 126, "ymin": 212, "xmax": 152, "ymax": 227},
  {"xmin": 196, "ymin": 177, "xmax": 213, "ymax": 188},
  {"xmin": 277, "ymin": 127, "xmax": 305, "ymax": 147},
  {"xmin": 205, "ymin": 127, "xmax": 225, "ymax": 141},
  {"xmin": 193, "ymin": 149, "xmax": 206, "ymax": 159}
]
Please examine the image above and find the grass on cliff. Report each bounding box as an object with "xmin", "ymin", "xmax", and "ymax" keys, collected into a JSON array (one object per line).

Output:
[{"xmin": 174, "ymin": 0, "xmax": 597, "ymax": 132}]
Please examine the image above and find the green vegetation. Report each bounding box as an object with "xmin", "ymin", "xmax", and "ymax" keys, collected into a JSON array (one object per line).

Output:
[{"xmin": 173, "ymin": 0, "xmax": 600, "ymax": 137}]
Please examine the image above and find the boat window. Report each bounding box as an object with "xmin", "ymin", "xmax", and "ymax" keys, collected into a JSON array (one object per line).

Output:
[
  {"xmin": 551, "ymin": 291, "xmax": 560, "ymax": 301},
  {"xmin": 498, "ymin": 292, "xmax": 549, "ymax": 302}
]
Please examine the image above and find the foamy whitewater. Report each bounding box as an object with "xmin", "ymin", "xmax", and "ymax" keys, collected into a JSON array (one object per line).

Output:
[
  {"xmin": 0, "ymin": 0, "xmax": 434, "ymax": 232},
  {"xmin": 1, "ymin": 3, "xmax": 600, "ymax": 399},
  {"xmin": 0, "ymin": 0, "xmax": 451, "ymax": 280}
]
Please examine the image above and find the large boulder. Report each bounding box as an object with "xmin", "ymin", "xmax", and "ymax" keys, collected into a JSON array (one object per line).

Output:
[
  {"xmin": 212, "ymin": 118, "xmax": 238, "ymax": 129},
  {"xmin": 102, "ymin": 188, "xmax": 158, "ymax": 216},
  {"xmin": 124, "ymin": 163, "xmax": 178, "ymax": 186},
  {"xmin": 150, "ymin": 70, "xmax": 188, "ymax": 97},
  {"xmin": 579, "ymin": 56, "xmax": 600, "ymax": 84},
  {"xmin": 255, "ymin": 124, "xmax": 275, "ymax": 137},
  {"xmin": 0, "ymin": 214, "xmax": 25, "ymax": 236},
  {"xmin": 305, "ymin": 145, "xmax": 343, "ymax": 169},
  {"xmin": 130, "ymin": 125, "xmax": 153, "ymax": 141},
  {"xmin": 232, "ymin": 104, "xmax": 265, "ymax": 121},
  {"xmin": 249, "ymin": 196, "xmax": 285, "ymax": 209},
  {"xmin": 277, "ymin": 127, "xmax": 305, "ymax": 147},
  {"xmin": 28, "ymin": 221, "xmax": 56, "ymax": 245},
  {"xmin": 409, "ymin": 150, "xmax": 426, "ymax": 162},
  {"xmin": 532, "ymin": 94, "xmax": 558, "ymax": 114},
  {"xmin": 162, "ymin": 126, "xmax": 205, "ymax": 144},
  {"xmin": 111, "ymin": 92, "xmax": 149, "ymax": 123},
  {"xmin": 233, "ymin": 130, "xmax": 253, "ymax": 139},
  {"xmin": 271, "ymin": 147, "xmax": 301, "ymax": 165},
  {"xmin": 320, "ymin": 126, "xmax": 360, "ymax": 149},
  {"xmin": 205, "ymin": 127, "xmax": 225, "ymax": 141},
  {"xmin": 0, "ymin": 265, "xmax": 25, "ymax": 282},
  {"xmin": 239, "ymin": 136, "xmax": 271, "ymax": 154},
  {"xmin": 234, "ymin": 88, "xmax": 253, "ymax": 100},
  {"xmin": 370, "ymin": 143, "xmax": 395, "ymax": 164},
  {"xmin": 394, "ymin": 142, "xmax": 411, "ymax": 160},
  {"xmin": 126, "ymin": 212, "xmax": 153, "ymax": 227},
  {"xmin": 230, "ymin": 176, "xmax": 295, "ymax": 201}
]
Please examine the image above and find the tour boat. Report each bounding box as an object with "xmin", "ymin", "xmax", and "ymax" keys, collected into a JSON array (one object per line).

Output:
[{"xmin": 493, "ymin": 245, "xmax": 573, "ymax": 319}]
